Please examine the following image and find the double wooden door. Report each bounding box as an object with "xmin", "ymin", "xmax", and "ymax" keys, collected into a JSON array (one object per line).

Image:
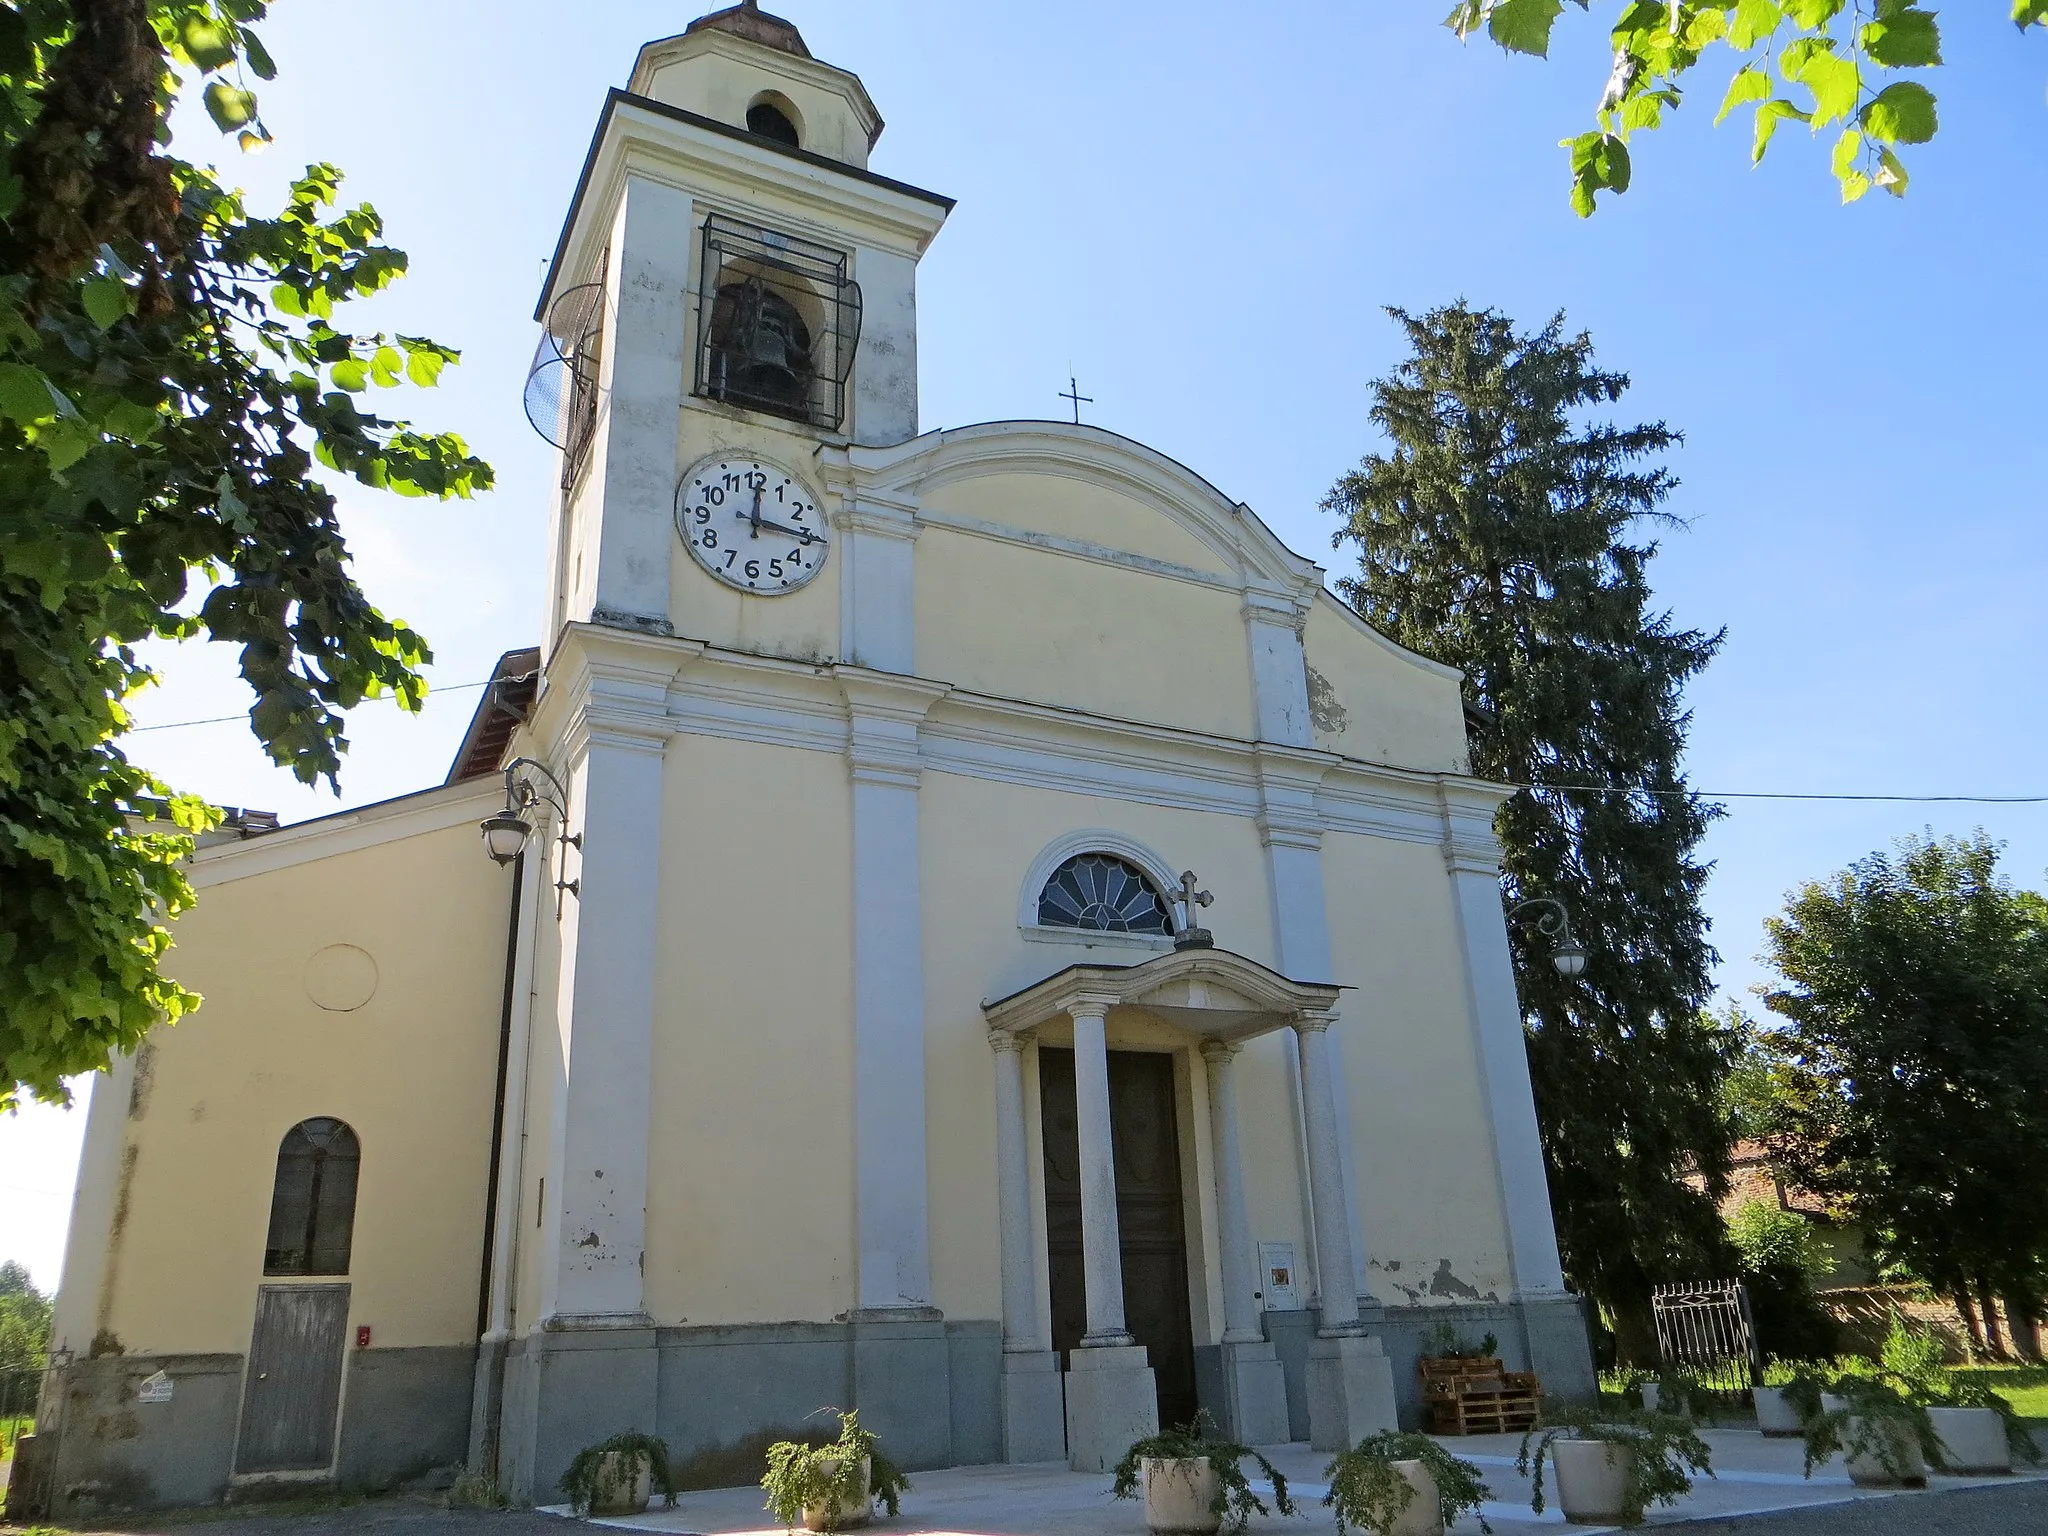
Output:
[{"xmin": 1040, "ymin": 1046, "xmax": 1198, "ymax": 1428}]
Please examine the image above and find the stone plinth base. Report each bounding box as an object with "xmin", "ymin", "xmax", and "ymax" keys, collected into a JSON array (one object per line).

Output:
[
  {"xmin": 1063, "ymin": 1344, "xmax": 1157, "ymax": 1472},
  {"xmin": 1307, "ymin": 1332, "xmax": 1397, "ymax": 1450},
  {"xmin": 999, "ymin": 1350, "xmax": 1066, "ymax": 1463},
  {"xmin": 1219, "ymin": 1339, "xmax": 1290, "ymax": 1446}
]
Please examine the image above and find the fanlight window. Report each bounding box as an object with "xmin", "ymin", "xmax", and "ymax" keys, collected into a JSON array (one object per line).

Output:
[
  {"xmin": 695, "ymin": 214, "xmax": 861, "ymax": 431},
  {"xmin": 263, "ymin": 1117, "xmax": 361, "ymax": 1276},
  {"xmin": 1037, "ymin": 854, "xmax": 1173, "ymax": 935}
]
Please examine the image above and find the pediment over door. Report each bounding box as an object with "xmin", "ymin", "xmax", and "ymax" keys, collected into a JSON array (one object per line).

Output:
[{"xmin": 983, "ymin": 945, "xmax": 1342, "ymax": 1046}]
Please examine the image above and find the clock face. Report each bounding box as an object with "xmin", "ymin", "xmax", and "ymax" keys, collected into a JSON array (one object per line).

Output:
[{"xmin": 674, "ymin": 456, "xmax": 829, "ymax": 594}]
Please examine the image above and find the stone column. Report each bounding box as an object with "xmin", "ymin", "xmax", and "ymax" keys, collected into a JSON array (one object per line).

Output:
[
  {"xmin": 1296, "ymin": 1014, "xmax": 1398, "ymax": 1449},
  {"xmin": 1062, "ymin": 1000, "xmax": 1157, "ymax": 1472},
  {"xmin": 1202, "ymin": 1041, "xmax": 1291, "ymax": 1445},
  {"xmin": 991, "ymin": 1032, "xmax": 1064, "ymax": 1462}
]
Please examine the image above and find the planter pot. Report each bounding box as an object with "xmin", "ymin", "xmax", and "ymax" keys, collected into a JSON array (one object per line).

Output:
[
  {"xmin": 1551, "ymin": 1438, "xmax": 1636, "ymax": 1525},
  {"xmin": 586, "ymin": 1451, "xmax": 652, "ymax": 1516},
  {"xmin": 1755, "ymin": 1387, "xmax": 1804, "ymax": 1437},
  {"xmin": 802, "ymin": 1455, "xmax": 871, "ymax": 1532},
  {"xmin": 1640, "ymin": 1383, "xmax": 1661, "ymax": 1413},
  {"xmin": 1928, "ymin": 1406, "xmax": 2010, "ymax": 1474},
  {"xmin": 1386, "ymin": 1460, "xmax": 1445, "ymax": 1536},
  {"xmin": 1141, "ymin": 1456, "xmax": 1221, "ymax": 1536},
  {"xmin": 1842, "ymin": 1418, "xmax": 1926, "ymax": 1487}
]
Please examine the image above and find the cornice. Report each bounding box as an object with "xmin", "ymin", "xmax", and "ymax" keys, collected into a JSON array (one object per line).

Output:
[{"xmin": 186, "ymin": 780, "xmax": 504, "ymax": 889}]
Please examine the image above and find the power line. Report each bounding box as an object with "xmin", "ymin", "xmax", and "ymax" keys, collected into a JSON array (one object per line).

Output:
[
  {"xmin": 128, "ymin": 677, "xmax": 495, "ymax": 732},
  {"xmin": 1528, "ymin": 784, "xmax": 2048, "ymax": 806}
]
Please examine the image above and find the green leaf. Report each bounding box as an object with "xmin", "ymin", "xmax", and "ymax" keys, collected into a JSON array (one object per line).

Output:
[
  {"xmin": 402, "ymin": 344, "xmax": 448, "ymax": 388},
  {"xmin": 180, "ymin": 16, "xmax": 238, "ymax": 70},
  {"xmin": 202, "ymin": 80, "xmax": 259, "ymax": 132},
  {"xmin": 1789, "ymin": 41, "xmax": 1860, "ymax": 127},
  {"xmin": 2014, "ymin": 0, "xmax": 2048, "ymax": 24},
  {"xmin": 1729, "ymin": 0, "xmax": 1783, "ymax": 48},
  {"xmin": 1862, "ymin": 8, "xmax": 1941, "ymax": 66},
  {"xmin": 1489, "ymin": 0, "xmax": 1567, "ymax": 55},
  {"xmin": 0, "ymin": 363, "xmax": 61, "ymax": 424},
  {"xmin": 241, "ymin": 29, "xmax": 277, "ymax": 80},
  {"xmin": 1831, "ymin": 127, "xmax": 1872, "ymax": 201},
  {"xmin": 80, "ymin": 276, "xmax": 132, "ymax": 330},
  {"xmin": 1753, "ymin": 98, "xmax": 1810, "ymax": 161},
  {"xmin": 1717, "ymin": 66, "xmax": 1772, "ymax": 125},
  {"xmin": 369, "ymin": 345, "xmax": 404, "ymax": 387},
  {"xmin": 1782, "ymin": 0, "xmax": 1844, "ymax": 24},
  {"xmin": 1445, "ymin": 0, "xmax": 1487, "ymax": 37},
  {"xmin": 1859, "ymin": 80, "xmax": 1938, "ymax": 143},
  {"xmin": 1875, "ymin": 145, "xmax": 1910, "ymax": 196},
  {"xmin": 330, "ymin": 358, "xmax": 369, "ymax": 392}
]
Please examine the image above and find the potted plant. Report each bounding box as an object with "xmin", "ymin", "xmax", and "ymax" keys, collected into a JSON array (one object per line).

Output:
[
  {"xmin": 1417, "ymin": 1321, "xmax": 1500, "ymax": 1362},
  {"xmin": 1325, "ymin": 1430, "xmax": 1493, "ymax": 1536},
  {"xmin": 1111, "ymin": 1417, "xmax": 1296, "ymax": 1536},
  {"xmin": 1926, "ymin": 1374, "xmax": 2039, "ymax": 1474},
  {"xmin": 1797, "ymin": 1376, "xmax": 1942, "ymax": 1487},
  {"xmin": 560, "ymin": 1431, "xmax": 677, "ymax": 1516},
  {"xmin": 762, "ymin": 1409, "xmax": 909, "ymax": 1532},
  {"xmin": 1517, "ymin": 1406, "xmax": 1713, "ymax": 1527},
  {"xmin": 1753, "ymin": 1361, "xmax": 1828, "ymax": 1437}
]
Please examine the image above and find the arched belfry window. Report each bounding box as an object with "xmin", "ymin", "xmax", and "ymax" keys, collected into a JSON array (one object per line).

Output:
[
  {"xmin": 746, "ymin": 100, "xmax": 800, "ymax": 148},
  {"xmin": 1037, "ymin": 854, "xmax": 1173, "ymax": 935},
  {"xmin": 263, "ymin": 1118, "xmax": 360, "ymax": 1276},
  {"xmin": 694, "ymin": 215, "xmax": 861, "ymax": 431}
]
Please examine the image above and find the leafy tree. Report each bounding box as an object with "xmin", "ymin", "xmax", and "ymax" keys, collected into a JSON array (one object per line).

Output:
[
  {"xmin": 1325, "ymin": 302, "xmax": 1729, "ymax": 1360},
  {"xmin": 0, "ymin": 1260, "xmax": 53, "ymax": 1366},
  {"xmin": 1445, "ymin": 1, "xmax": 2047, "ymax": 213},
  {"xmin": 1762, "ymin": 831, "xmax": 2048, "ymax": 1360},
  {"xmin": 1, "ymin": 2, "xmax": 491, "ymax": 1111},
  {"xmin": 1727, "ymin": 1197, "xmax": 1842, "ymax": 1358}
]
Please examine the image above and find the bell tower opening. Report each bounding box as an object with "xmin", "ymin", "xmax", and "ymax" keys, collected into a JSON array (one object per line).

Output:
[{"xmin": 746, "ymin": 95, "xmax": 801, "ymax": 148}]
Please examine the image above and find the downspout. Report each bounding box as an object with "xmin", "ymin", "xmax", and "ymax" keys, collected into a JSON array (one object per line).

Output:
[{"xmin": 475, "ymin": 849, "xmax": 526, "ymax": 1341}]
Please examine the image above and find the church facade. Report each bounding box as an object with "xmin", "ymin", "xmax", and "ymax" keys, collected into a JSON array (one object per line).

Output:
[{"xmin": 35, "ymin": 4, "xmax": 1593, "ymax": 1512}]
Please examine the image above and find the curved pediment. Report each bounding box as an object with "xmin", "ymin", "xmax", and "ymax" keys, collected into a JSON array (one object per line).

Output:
[{"xmin": 983, "ymin": 945, "xmax": 1342, "ymax": 1045}]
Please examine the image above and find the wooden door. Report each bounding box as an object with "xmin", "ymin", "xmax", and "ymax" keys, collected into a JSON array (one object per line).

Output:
[
  {"xmin": 235, "ymin": 1284, "xmax": 350, "ymax": 1473},
  {"xmin": 1040, "ymin": 1047, "xmax": 1199, "ymax": 1428}
]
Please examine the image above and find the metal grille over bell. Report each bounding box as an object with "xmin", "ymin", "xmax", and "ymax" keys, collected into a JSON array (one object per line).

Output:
[{"xmin": 695, "ymin": 214, "xmax": 861, "ymax": 430}]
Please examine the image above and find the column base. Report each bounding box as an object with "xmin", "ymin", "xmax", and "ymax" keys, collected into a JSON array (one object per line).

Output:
[
  {"xmin": 999, "ymin": 1350, "xmax": 1067, "ymax": 1464},
  {"xmin": 1307, "ymin": 1333, "xmax": 1397, "ymax": 1451},
  {"xmin": 1063, "ymin": 1344, "xmax": 1158, "ymax": 1473},
  {"xmin": 1219, "ymin": 1339, "xmax": 1290, "ymax": 1447}
]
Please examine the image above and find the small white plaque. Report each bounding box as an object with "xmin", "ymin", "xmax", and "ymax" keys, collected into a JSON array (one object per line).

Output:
[
  {"xmin": 138, "ymin": 1369, "xmax": 174, "ymax": 1404},
  {"xmin": 1257, "ymin": 1242, "xmax": 1299, "ymax": 1311}
]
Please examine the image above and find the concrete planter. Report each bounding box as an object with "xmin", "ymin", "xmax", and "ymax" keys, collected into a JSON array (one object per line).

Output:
[
  {"xmin": 1928, "ymin": 1407, "xmax": 2010, "ymax": 1474},
  {"xmin": 1141, "ymin": 1456, "xmax": 1221, "ymax": 1536},
  {"xmin": 1551, "ymin": 1438, "xmax": 1635, "ymax": 1525},
  {"xmin": 1842, "ymin": 1418, "xmax": 1926, "ymax": 1487},
  {"xmin": 802, "ymin": 1455, "xmax": 872, "ymax": 1532},
  {"xmin": 1640, "ymin": 1382, "xmax": 1662, "ymax": 1413},
  {"xmin": 1754, "ymin": 1387, "xmax": 1804, "ymax": 1436},
  {"xmin": 586, "ymin": 1451, "xmax": 652, "ymax": 1516},
  {"xmin": 1386, "ymin": 1459, "xmax": 1445, "ymax": 1536}
]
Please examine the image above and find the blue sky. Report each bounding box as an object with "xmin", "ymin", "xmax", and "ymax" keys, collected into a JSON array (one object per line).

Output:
[{"xmin": 3, "ymin": 2, "xmax": 2045, "ymax": 1289}]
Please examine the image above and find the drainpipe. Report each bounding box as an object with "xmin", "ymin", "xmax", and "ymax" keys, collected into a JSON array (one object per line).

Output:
[{"xmin": 469, "ymin": 845, "xmax": 542, "ymax": 1477}]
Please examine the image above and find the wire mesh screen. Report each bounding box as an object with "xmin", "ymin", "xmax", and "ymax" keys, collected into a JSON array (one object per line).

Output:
[
  {"xmin": 523, "ymin": 277, "xmax": 607, "ymax": 488},
  {"xmin": 1653, "ymin": 1280, "xmax": 1762, "ymax": 1401},
  {"xmin": 694, "ymin": 214, "xmax": 861, "ymax": 431}
]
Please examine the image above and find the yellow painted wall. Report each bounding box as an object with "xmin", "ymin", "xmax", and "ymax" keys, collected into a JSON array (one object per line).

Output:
[
  {"xmin": 94, "ymin": 804, "xmax": 508, "ymax": 1357},
  {"xmin": 914, "ymin": 526, "xmax": 1254, "ymax": 738},
  {"xmin": 1303, "ymin": 596, "xmax": 1469, "ymax": 773},
  {"xmin": 917, "ymin": 471, "xmax": 1235, "ymax": 580},
  {"xmin": 1322, "ymin": 831, "xmax": 1514, "ymax": 1303},
  {"xmin": 643, "ymin": 53, "xmax": 875, "ymax": 169},
  {"xmin": 641, "ymin": 731, "xmax": 855, "ymax": 1326}
]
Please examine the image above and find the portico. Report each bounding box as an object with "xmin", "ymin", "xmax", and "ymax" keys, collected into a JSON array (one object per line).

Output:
[{"xmin": 983, "ymin": 945, "xmax": 1398, "ymax": 1471}]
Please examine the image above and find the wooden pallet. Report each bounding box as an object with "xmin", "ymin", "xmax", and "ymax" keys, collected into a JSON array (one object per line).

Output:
[{"xmin": 1419, "ymin": 1357, "xmax": 1542, "ymax": 1435}]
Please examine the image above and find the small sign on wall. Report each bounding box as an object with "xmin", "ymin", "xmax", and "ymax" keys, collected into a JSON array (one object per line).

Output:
[
  {"xmin": 1257, "ymin": 1242, "xmax": 1299, "ymax": 1311},
  {"xmin": 137, "ymin": 1369, "xmax": 174, "ymax": 1404}
]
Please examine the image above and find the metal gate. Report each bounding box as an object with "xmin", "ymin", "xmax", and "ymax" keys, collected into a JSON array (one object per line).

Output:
[
  {"xmin": 1652, "ymin": 1280, "xmax": 1761, "ymax": 1400},
  {"xmin": 234, "ymin": 1284, "xmax": 350, "ymax": 1474}
]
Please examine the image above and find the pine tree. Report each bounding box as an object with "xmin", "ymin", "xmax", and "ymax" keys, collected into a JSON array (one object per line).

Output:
[{"xmin": 1325, "ymin": 304, "xmax": 1731, "ymax": 1358}]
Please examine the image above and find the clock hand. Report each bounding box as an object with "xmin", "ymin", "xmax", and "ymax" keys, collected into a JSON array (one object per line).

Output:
[
  {"xmin": 732, "ymin": 510, "xmax": 818, "ymax": 543},
  {"xmin": 747, "ymin": 485, "xmax": 764, "ymax": 538}
]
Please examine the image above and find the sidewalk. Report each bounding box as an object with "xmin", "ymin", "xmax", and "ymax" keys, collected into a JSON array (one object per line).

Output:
[{"xmin": 553, "ymin": 1428, "xmax": 2048, "ymax": 1535}]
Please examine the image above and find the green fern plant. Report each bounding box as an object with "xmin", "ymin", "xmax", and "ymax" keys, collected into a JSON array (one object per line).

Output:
[
  {"xmin": 1325, "ymin": 1430, "xmax": 1493, "ymax": 1535},
  {"xmin": 559, "ymin": 1431, "xmax": 677, "ymax": 1516},
  {"xmin": 761, "ymin": 1409, "xmax": 908, "ymax": 1532},
  {"xmin": 1799, "ymin": 1375, "xmax": 1944, "ymax": 1482},
  {"xmin": 1110, "ymin": 1416, "xmax": 1296, "ymax": 1536}
]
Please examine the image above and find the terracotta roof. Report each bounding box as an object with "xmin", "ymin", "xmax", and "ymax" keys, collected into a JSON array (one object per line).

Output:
[
  {"xmin": 445, "ymin": 647, "xmax": 541, "ymax": 785},
  {"xmin": 684, "ymin": 1, "xmax": 811, "ymax": 59}
]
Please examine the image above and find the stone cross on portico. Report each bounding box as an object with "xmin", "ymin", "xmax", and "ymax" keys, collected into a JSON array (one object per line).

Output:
[{"xmin": 1174, "ymin": 869, "xmax": 1214, "ymax": 949}]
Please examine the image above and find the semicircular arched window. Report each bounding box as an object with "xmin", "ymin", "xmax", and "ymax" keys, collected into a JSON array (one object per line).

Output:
[
  {"xmin": 1037, "ymin": 853, "xmax": 1173, "ymax": 935},
  {"xmin": 263, "ymin": 1117, "xmax": 361, "ymax": 1276}
]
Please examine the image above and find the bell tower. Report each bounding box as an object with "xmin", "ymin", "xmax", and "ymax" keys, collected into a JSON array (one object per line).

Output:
[{"xmin": 524, "ymin": 2, "xmax": 952, "ymax": 650}]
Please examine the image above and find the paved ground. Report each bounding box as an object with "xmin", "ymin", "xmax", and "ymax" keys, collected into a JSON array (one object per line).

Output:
[{"xmin": 7, "ymin": 1429, "xmax": 2047, "ymax": 1536}]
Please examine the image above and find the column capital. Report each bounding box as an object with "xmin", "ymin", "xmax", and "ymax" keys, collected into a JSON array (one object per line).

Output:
[
  {"xmin": 1064, "ymin": 995, "xmax": 1115, "ymax": 1025},
  {"xmin": 988, "ymin": 1029, "xmax": 1025, "ymax": 1055},
  {"xmin": 1293, "ymin": 1009, "xmax": 1338, "ymax": 1035},
  {"xmin": 1199, "ymin": 1037, "xmax": 1240, "ymax": 1064}
]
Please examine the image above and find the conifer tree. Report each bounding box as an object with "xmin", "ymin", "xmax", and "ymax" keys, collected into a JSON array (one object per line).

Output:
[{"xmin": 1325, "ymin": 304, "xmax": 1730, "ymax": 1357}]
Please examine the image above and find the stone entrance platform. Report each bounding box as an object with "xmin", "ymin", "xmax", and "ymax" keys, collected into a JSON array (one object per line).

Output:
[{"xmin": 546, "ymin": 1427, "xmax": 2048, "ymax": 1534}]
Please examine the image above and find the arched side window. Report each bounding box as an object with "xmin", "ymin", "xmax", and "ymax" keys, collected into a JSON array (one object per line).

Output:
[
  {"xmin": 263, "ymin": 1118, "xmax": 360, "ymax": 1276},
  {"xmin": 1037, "ymin": 853, "xmax": 1173, "ymax": 935}
]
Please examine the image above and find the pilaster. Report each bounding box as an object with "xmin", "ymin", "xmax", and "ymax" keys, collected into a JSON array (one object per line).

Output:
[
  {"xmin": 823, "ymin": 478, "xmax": 920, "ymax": 674},
  {"xmin": 840, "ymin": 671, "xmax": 950, "ymax": 1313},
  {"xmin": 1439, "ymin": 789, "xmax": 1571, "ymax": 1301}
]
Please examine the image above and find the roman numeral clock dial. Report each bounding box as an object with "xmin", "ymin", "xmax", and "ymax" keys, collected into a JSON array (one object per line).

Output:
[{"xmin": 674, "ymin": 455, "xmax": 830, "ymax": 594}]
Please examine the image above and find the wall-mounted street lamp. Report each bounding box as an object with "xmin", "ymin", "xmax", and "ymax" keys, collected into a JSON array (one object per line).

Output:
[
  {"xmin": 479, "ymin": 756, "xmax": 582, "ymax": 915},
  {"xmin": 1507, "ymin": 896, "xmax": 1588, "ymax": 979}
]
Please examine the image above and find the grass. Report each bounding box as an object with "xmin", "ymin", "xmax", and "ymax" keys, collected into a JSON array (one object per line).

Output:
[
  {"xmin": 1, "ymin": 1413, "xmax": 32, "ymax": 1457},
  {"xmin": 1954, "ymin": 1363, "xmax": 2048, "ymax": 1421}
]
